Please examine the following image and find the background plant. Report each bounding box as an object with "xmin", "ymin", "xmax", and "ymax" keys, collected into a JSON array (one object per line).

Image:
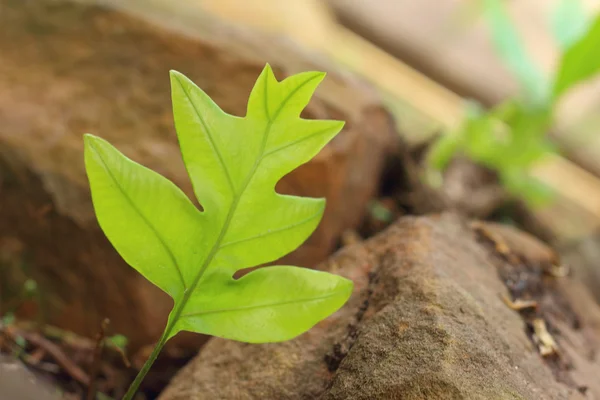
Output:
[
  {"xmin": 428, "ymin": 0, "xmax": 600, "ymax": 206},
  {"xmin": 84, "ymin": 65, "xmax": 353, "ymax": 400}
]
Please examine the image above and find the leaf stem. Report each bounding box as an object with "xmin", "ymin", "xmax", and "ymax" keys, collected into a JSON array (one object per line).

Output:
[
  {"xmin": 121, "ymin": 317, "xmax": 175, "ymax": 400},
  {"xmin": 122, "ymin": 240, "xmax": 217, "ymax": 400}
]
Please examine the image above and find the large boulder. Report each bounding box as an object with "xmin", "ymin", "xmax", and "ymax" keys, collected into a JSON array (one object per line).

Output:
[
  {"xmin": 160, "ymin": 214, "xmax": 600, "ymax": 399},
  {"xmin": 0, "ymin": 0, "xmax": 397, "ymax": 349}
]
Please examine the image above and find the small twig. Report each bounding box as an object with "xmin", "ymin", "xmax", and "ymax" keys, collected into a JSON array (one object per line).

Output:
[
  {"xmin": 547, "ymin": 264, "xmax": 570, "ymax": 278},
  {"xmin": 340, "ymin": 230, "xmax": 362, "ymax": 246},
  {"xmin": 87, "ymin": 318, "xmax": 109, "ymax": 400},
  {"xmin": 4, "ymin": 326, "xmax": 91, "ymax": 386},
  {"xmin": 11, "ymin": 321, "xmax": 130, "ymax": 367},
  {"xmin": 531, "ymin": 318, "xmax": 559, "ymax": 357},
  {"xmin": 501, "ymin": 294, "xmax": 538, "ymax": 311},
  {"xmin": 21, "ymin": 355, "xmax": 60, "ymax": 374},
  {"xmin": 16, "ymin": 321, "xmax": 94, "ymax": 349},
  {"xmin": 108, "ymin": 341, "xmax": 131, "ymax": 368},
  {"xmin": 26, "ymin": 347, "xmax": 47, "ymax": 364}
]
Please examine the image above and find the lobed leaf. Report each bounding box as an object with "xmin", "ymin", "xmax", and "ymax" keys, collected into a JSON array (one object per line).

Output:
[{"xmin": 85, "ymin": 65, "xmax": 352, "ymax": 343}]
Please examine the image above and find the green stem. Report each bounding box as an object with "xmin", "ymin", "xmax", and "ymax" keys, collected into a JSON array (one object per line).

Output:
[
  {"xmin": 121, "ymin": 314, "xmax": 176, "ymax": 400},
  {"xmin": 121, "ymin": 264, "xmax": 207, "ymax": 400}
]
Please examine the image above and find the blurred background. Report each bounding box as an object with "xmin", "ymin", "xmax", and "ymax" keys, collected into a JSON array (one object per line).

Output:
[{"xmin": 3, "ymin": 0, "xmax": 600, "ymax": 398}]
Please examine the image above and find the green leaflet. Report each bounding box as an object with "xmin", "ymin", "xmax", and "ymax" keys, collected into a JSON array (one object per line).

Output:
[
  {"xmin": 553, "ymin": 14, "xmax": 600, "ymax": 98},
  {"xmin": 427, "ymin": 133, "xmax": 461, "ymax": 171},
  {"xmin": 551, "ymin": 0, "xmax": 589, "ymax": 50},
  {"xmin": 84, "ymin": 65, "xmax": 353, "ymax": 343},
  {"xmin": 482, "ymin": 0, "xmax": 548, "ymax": 106}
]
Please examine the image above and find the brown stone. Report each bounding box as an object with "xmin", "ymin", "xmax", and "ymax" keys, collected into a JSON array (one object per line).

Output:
[
  {"xmin": 0, "ymin": 355, "xmax": 60, "ymax": 400},
  {"xmin": 160, "ymin": 215, "xmax": 600, "ymax": 399},
  {"xmin": 0, "ymin": 0, "xmax": 397, "ymax": 349}
]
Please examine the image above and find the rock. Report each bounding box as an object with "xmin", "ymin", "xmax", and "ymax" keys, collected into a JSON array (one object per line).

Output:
[
  {"xmin": 0, "ymin": 0, "xmax": 397, "ymax": 349},
  {"xmin": 160, "ymin": 214, "xmax": 600, "ymax": 399},
  {"xmin": 0, "ymin": 355, "xmax": 60, "ymax": 400},
  {"xmin": 559, "ymin": 232, "xmax": 600, "ymax": 305},
  {"xmin": 441, "ymin": 158, "xmax": 508, "ymax": 219}
]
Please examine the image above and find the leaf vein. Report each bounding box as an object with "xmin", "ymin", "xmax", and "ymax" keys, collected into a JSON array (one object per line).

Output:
[
  {"xmin": 213, "ymin": 74, "xmax": 323, "ymax": 251},
  {"xmin": 181, "ymin": 288, "xmax": 347, "ymax": 318},
  {"xmin": 262, "ymin": 126, "xmax": 336, "ymax": 160},
  {"xmin": 263, "ymin": 69, "xmax": 270, "ymax": 120},
  {"xmin": 173, "ymin": 73, "xmax": 326, "ymax": 327},
  {"xmin": 269, "ymin": 74, "xmax": 322, "ymax": 122},
  {"xmin": 88, "ymin": 142, "xmax": 187, "ymax": 289},
  {"xmin": 220, "ymin": 210, "xmax": 322, "ymax": 249},
  {"xmin": 174, "ymin": 75, "xmax": 236, "ymax": 193}
]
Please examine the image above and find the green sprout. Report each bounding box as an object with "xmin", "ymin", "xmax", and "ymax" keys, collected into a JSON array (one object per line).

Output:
[{"xmin": 428, "ymin": 0, "xmax": 600, "ymax": 207}]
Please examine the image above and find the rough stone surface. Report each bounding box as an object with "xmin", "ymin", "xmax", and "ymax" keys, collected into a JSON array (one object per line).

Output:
[
  {"xmin": 0, "ymin": 0, "xmax": 397, "ymax": 349},
  {"xmin": 160, "ymin": 214, "xmax": 600, "ymax": 400},
  {"xmin": 0, "ymin": 355, "xmax": 60, "ymax": 400},
  {"xmin": 560, "ymin": 233, "xmax": 600, "ymax": 305}
]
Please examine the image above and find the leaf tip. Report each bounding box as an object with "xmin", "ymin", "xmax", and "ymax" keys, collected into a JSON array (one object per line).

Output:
[
  {"xmin": 82, "ymin": 134, "xmax": 119, "ymax": 167},
  {"xmin": 339, "ymin": 276, "xmax": 354, "ymax": 299},
  {"xmin": 332, "ymin": 119, "xmax": 345, "ymax": 133},
  {"xmin": 82, "ymin": 132, "xmax": 93, "ymax": 143},
  {"xmin": 314, "ymin": 197, "xmax": 327, "ymax": 216},
  {"xmin": 256, "ymin": 64, "xmax": 278, "ymax": 93},
  {"xmin": 312, "ymin": 70, "xmax": 327, "ymax": 81},
  {"xmin": 169, "ymin": 69, "xmax": 187, "ymax": 87},
  {"xmin": 83, "ymin": 133, "xmax": 102, "ymax": 151}
]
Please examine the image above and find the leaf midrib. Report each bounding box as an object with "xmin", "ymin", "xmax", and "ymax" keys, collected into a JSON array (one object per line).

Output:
[
  {"xmin": 170, "ymin": 73, "xmax": 322, "ymax": 323},
  {"xmin": 262, "ymin": 125, "xmax": 336, "ymax": 159},
  {"xmin": 220, "ymin": 209, "xmax": 322, "ymax": 249},
  {"xmin": 174, "ymin": 76, "xmax": 236, "ymax": 194}
]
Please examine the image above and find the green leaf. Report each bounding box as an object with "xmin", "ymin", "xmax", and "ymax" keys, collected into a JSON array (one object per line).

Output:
[
  {"xmin": 427, "ymin": 133, "xmax": 460, "ymax": 171},
  {"xmin": 176, "ymin": 266, "xmax": 351, "ymax": 343},
  {"xmin": 501, "ymin": 169, "xmax": 555, "ymax": 208},
  {"xmin": 482, "ymin": 0, "xmax": 548, "ymax": 105},
  {"xmin": 553, "ymin": 14, "xmax": 600, "ymax": 98},
  {"xmin": 84, "ymin": 65, "xmax": 353, "ymax": 343},
  {"xmin": 84, "ymin": 135, "xmax": 204, "ymax": 299},
  {"xmin": 368, "ymin": 200, "xmax": 393, "ymax": 223},
  {"xmin": 551, "ymin": 0, "xmax": 589, "ymax": 50},
  {"xmin": 460, "ymin": 102, "xmax": 513, "ymax": 168},
  {"xmin": 427, "ymin": 101, "xmax": 480, "ymax": 172},
  {"xmin": 497, "ymin": 107, "xmax": 553, "ymax": 168},
  {"xmin": 107, "ymin": 334, "xmax": 128, "ymax": 351},
  {"xmin": 23, "ymin": 279, "xmax": 38, "ymax": 296},
  {"xmin": 1, "ymin": 312, "xmax": 15, "ymax": 326}
]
